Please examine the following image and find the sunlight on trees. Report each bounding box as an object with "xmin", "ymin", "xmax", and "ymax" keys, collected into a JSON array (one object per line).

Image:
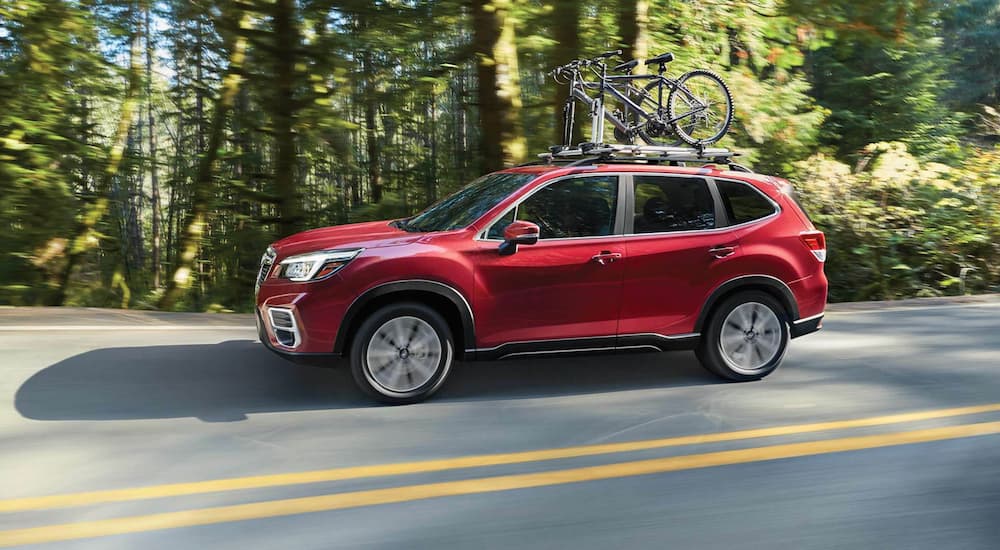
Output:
[{"xmin": 0, "ymin": 0, "xmax": 998, "ymax": 310}]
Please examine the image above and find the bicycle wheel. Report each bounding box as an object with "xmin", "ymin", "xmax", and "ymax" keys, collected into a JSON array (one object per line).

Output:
[{"xmin": 666, "ymin": 70, "xmax": 733, "ymax": 146}]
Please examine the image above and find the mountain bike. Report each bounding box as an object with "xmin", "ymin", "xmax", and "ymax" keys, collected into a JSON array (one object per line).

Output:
[{"xmin": 551, "ymin": 51, "xmax": 733, "ymax": 148}]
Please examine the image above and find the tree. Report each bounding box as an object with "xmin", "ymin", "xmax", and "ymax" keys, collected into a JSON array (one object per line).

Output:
[
  {"xmin": 56, "ymin": 0, "xmax": 145, "ymax": 304},
  {"xmin": 617, "ymin": 0, "xmax": 648, "ymax": 64},
  {"xmin": 941, "ymin": 0, "xmax": 1000, "ymax": 109},
  {"xmin": 472, "ymin": 0, "xmax": 526, "ymax": 171},
  {"xmin": 158, "ymin": 8, "xmax": 252, "ymax": 310}
]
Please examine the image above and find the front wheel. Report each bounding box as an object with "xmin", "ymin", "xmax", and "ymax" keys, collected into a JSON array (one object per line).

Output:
[
  {"xmin": 696, "ymin": 291, "xmax": 789, "ymax": 381},
  {"xmin": 667, "ymin": 70, "xmax": 733, "ymax": 146},
  {"xmin": 349, "ymin": 302, "xmax": 455, "ymax": 404}
]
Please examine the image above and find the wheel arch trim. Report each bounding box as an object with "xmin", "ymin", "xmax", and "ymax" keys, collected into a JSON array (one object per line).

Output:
[
  {"xmin": 333, "ymin": 279, "xmax": 476, "ymax": 355},
  {"xmin": 695, "ymin": 274, "xmax": 800, "ymax": 332}
]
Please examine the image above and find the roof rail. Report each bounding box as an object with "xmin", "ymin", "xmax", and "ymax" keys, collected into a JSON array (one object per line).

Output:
[{"xmin": 534, "ymin": 143, "xmax": 752, "ymax": 173}]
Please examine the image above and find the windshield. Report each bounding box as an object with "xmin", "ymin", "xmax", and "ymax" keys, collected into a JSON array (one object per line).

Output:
[{"xmin": 400, "ymin": 172, "xmax": 534, "ymax": 232}]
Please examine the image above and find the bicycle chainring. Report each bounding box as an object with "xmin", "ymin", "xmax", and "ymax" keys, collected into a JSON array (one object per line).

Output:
[{"xmin": 644, "ymin": 120, "xmax": 670, "ymax": 138}]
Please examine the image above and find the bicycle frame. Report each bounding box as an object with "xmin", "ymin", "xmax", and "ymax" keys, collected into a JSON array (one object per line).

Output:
[{"xmin": 564, "ymin": 67, "xmax": 709, "ymax": 146}]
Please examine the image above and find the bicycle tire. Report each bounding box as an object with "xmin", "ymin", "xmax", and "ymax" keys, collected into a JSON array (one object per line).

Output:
[{"xmin": 666, "ymin": 70, "xmax": 733, "ymax": 146}]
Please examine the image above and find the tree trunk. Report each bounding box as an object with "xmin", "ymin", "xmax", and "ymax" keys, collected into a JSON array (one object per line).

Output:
[
  {"xmin": 552, "ymin": 0, "xmax": 581, "ymax": 146},
  {"xmin": 55, "ymin": 0, "xmax": 143, "ymax": 304},
  {"xmin": 146, "ymin": 4, "xmax": 161, "ymax": 288},
  {"xmin": 472, "ymin": 0, "xmax": 525, "ymax": 172},
  {"xmin": 272, "ymin": 0, "xmax": 302, "ymax": 237},
  {"xmin": 618, "ymin": 0, "xmax": 649, "ymax": 66},
  {"xmin": 362, "ymin": 48, "xmax": 382, "ymax": 203},
  {"xmin": 157, "ymin": 10, "xmax": 251, "ymax": 310}
]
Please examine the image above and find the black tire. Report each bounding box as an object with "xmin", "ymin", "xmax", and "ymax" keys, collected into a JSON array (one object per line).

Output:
[
  {"xmin": 696, "ymin": 291, "xmax": 789, "ymax": 382},
  {"xmin": 666, "ymin": 70, "xmax": 733, "ymax": 146},
  {"xmin": 349, "ymin": 302, "xmax": 455, "ymax": 404}
]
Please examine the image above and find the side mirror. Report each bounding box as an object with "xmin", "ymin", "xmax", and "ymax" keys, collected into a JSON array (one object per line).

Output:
[{"xmin": 498, "ymin": 220, "xmax": 540, "ymax": 256}]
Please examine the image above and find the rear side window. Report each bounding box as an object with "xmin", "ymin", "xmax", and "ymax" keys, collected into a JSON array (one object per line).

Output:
[
  {"xmin": 716, "ymin": 180, "xmax": 777, "ymax": 225},
  {"xmin": 632, "ymin": 176, "xmax": 715, "ymax": 233}
]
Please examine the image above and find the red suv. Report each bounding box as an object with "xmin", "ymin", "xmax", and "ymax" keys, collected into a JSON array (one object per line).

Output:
[{"xmin": 256, "ymin": 158, "xmax": 827, "ymax": 403}]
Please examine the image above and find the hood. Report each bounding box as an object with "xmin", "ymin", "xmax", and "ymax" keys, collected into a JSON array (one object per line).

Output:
[{"xmin": 270, "ymin": 220, "xmax": 419, "ymax": 258}]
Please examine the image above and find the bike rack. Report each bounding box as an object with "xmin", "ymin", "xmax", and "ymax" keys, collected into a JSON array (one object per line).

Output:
[{"xmin": 534, "ymin": 143, "xmax": 753, "ymax": 173}]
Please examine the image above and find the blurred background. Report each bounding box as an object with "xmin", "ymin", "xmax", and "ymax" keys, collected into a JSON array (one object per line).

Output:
[{"xmin": 1, "ymin": 0, "xmax": 998, "ymax": 312}]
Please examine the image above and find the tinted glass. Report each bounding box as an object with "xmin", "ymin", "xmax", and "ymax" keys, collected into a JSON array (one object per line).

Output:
[
  {"xmin": 632, "ymin": 176, "xmax": 715, "ymax": 233},
  {"xmin": 717, "ymin": 180, "xmax": 776, "ymax": 225},
  {"xmin": 486, "ymin": 209, "xmax": 515, "ymax": 240},
  {"xmin": 403, "ymin": 172, "xmax": 533, "ymax": 232},
  {"xmin": 514, "ymin": 176, "xmax": 618, "ymax": 239}
]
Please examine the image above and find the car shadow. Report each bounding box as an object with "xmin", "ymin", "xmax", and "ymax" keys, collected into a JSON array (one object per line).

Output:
[{"xmin": 15, "ymin": 340, "xmax": 719, "ymax": 422}]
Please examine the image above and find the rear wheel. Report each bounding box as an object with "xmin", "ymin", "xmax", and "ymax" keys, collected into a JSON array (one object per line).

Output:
[
  {"xmin": 349, "ymin": 302, "xmax": 454, "ymax": 404},
  {"xmin": 696, "ymin": 291, "xmax": 789, "ymax": 381}
]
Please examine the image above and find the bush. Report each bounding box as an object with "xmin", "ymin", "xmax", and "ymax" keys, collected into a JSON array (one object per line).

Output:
[{"xmin": 792, "ymin": 143, "xmax": 1000, "ymax": 302}]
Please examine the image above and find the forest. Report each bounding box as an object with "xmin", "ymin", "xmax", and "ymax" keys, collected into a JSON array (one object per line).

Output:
[{"xmin": 1, "ymin": 0, "xmax": 999, "ymax": 311}]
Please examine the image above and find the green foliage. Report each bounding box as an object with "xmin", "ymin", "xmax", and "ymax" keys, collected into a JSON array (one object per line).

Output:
[
  {"xmin": 793, "ymin": 143, "xmax": 1000, "ymax": 302},
  {"xmin": 1, "ymin": 0, "xmax": 999, "ymax": 310}
]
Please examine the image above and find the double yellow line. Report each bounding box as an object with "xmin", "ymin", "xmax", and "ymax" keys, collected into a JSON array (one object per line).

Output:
[{"xmin": 3, "ymin": 403, "xmax": 1000, "ymax": 547}]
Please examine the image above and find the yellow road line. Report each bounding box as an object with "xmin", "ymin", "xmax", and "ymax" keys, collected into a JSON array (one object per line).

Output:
[
  {"xmin": 2, "ymin": 421, "xmax": 999, "ymax": 547},
  {"xmin": 4, "ymin": 402, "xmax": 1000, "ymax": 514}
]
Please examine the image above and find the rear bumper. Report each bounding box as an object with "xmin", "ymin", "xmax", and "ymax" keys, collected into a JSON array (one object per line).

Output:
[{"xmin": 790, "ymin": 313, "xmax": 823, "ymax": 339}]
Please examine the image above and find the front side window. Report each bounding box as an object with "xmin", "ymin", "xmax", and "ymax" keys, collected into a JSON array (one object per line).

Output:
[
  {"xmin": 508, "ymin": 175, "xmax": 619, "ymax": 239},
  {"xmin": 632, "ymin": 176, "xmax": 715, "ymax": 234},
  {"xmin": 717, "ymin": 180, "xmax": 776, "ymax": 225},
  {"xmin": 402, "ymin": 172, "xmax": 534, "ymax": 232}
]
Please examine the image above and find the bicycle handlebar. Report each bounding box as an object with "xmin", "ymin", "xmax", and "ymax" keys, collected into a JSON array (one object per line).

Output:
[{"xmin": 551, "ymin": 51, "xmax": 622, "ymax": 74}]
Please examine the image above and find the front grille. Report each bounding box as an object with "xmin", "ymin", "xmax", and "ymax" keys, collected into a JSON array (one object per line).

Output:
[{"xmin": 256, "ymin": 247, "xmax": 276, "ymax": 293}]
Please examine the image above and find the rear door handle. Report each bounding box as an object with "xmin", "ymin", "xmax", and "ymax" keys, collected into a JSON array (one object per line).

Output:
[
  {"xmin": 709, "ymin": 245, "xmax": 737, "ymax": 259},
  {"xmin": 591, "ymin": 251, "xmax": 623, "ymax": 265}
]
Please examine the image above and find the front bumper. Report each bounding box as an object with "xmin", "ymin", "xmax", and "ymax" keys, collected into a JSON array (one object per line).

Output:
[{"xmin": 256, "ymin": 310, "xmax": 340, "ymax": 366}]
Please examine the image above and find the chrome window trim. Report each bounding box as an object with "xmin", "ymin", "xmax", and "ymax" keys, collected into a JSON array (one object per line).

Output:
[
  {"xmin": 478, "ymin": 172, "xmax": 782, "ymax": 242},
  {"xmin": 620, "ymin": 209, "xmax": 780, "ymax": 238},
  {"xmin": 476, "ymin": 172, "xmax": 630, "ymax": 242},
  {"xmin": 623, "ymin": 174, "xmax": 781, "ymax": 238},
  {"xmin": 712, "ymin": 177, "xmax": 782, "ymax": 229}
]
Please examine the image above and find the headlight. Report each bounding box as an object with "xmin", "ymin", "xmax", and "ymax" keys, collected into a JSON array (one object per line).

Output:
[{"xmin": 277, "ymin": 249, "xmax": 363, "ymax": 282}]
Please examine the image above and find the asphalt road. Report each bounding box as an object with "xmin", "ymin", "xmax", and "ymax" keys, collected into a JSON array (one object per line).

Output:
[{"xmin": 2, "ymin": 299, "xmax": 1000, "ymax": 549}]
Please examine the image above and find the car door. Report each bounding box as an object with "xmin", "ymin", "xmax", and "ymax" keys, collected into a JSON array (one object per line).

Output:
[
  {"xmin": 619, "ymin": 174, "xmax": 744, "ymax": 339},
  {"xmin": 472, "ymin": 174, "xmax": 628, "ymax": 352}
]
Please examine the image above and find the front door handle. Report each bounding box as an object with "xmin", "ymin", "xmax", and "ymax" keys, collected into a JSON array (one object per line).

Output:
[
  {"xmin": 591, "ymin": 251, "xmax": 623, "ymax": 265},
  {"xmin": 709, "ymin": 245, "xmax": 737, "ymax": 259}
]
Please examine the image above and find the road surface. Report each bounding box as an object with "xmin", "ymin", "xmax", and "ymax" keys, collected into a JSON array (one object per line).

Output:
[{"xmin": 1, "ymin": 298, "xmax": 999, "ymax": 548}]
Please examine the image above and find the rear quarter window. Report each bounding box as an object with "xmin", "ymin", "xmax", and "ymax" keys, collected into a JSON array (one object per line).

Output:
[{"xmin": 716, "ymin": 180, "xmax": 777, "ymax": 225}]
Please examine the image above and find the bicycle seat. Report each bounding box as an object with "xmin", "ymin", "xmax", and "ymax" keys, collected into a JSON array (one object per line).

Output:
[
  {"xmin": 613, "ymin": 59, "xmax": 639, "ymax": 73},
  {"xmin": 648, "ymin": 52, "xmax": 675, "ymax": 65}
]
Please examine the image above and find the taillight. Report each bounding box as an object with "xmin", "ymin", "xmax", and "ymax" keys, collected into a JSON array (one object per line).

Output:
[{"xmin": 800, "ymin": 231, "xmax": 826, "ymax": 262}]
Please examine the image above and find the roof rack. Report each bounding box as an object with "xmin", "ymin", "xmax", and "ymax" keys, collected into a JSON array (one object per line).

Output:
[{"xmin": 529, "ymin": 143, "xmax": 752, "ymax": 173}]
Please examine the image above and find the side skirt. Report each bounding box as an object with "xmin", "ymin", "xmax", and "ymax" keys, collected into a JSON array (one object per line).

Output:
[{"xmin": 470, "ymin": 333, "xmax": 701, "ymax": 361}]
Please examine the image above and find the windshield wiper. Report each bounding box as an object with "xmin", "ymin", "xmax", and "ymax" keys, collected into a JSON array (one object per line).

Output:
[{"xmin": 392, "ymin": 218, "xmax": 422, "ymax": 232}]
